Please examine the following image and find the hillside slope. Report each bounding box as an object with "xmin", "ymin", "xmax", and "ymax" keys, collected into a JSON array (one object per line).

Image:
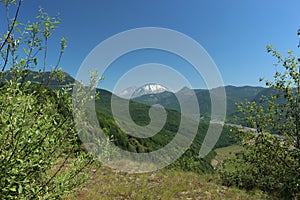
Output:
[
  {"xmin": 132, "ymin": 86, "xmax": 266, "ymax": 120},
  {"xmin": 65, "ymin": 166, "xmax": 268, "ymax": 200}
]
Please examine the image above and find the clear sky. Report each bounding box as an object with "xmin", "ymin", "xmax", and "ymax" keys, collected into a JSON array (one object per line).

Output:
[{"xmin": 10, "ymin": 0, "xmax": 300, "ymax": 91}]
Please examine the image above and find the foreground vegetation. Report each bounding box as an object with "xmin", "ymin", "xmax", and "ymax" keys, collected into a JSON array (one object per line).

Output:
[
  {"xmin": 220, "ymin": 38, "xmax": 300, "ymax": 199},
  {"xmin": 0, "ymin": 1, "xmax": 96, "ymax": 199},
  {"xmin": 211, "ymin": 145, "xmax": 243, "ymax": 169},
  {"xmin": 65, "ymin": 165, "xmax": 268, "ymax": 200}
]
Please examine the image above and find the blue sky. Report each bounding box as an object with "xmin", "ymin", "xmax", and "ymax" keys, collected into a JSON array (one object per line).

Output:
[{"xmin": 12, "ymin": 0, "xmax": 300, "ymax": 91}]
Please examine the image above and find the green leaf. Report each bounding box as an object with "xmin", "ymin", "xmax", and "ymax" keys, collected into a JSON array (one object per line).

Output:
[
  {"xmin": 13, "ymin": 20, "xmax": 19, "ymax": 27},
  {"xmin": 26, "ymin": 27, "xmax": 33, "ymax": 31},
  {"xmin": 22, "ymin": 47, "xmax": 28, "ymax": 55},
  {"xmin": 20, "ymin": 58, "xmax": 25, "ymax": 67},
  {"xmin": 9, "ymin": 186, "xmax": 16, "ymax": 192},
  {"xmin": 18, "ymin": 185, "xmax": 23, "ymax": 194}
]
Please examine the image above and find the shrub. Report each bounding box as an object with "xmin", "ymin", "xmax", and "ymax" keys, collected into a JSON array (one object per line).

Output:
[{"xmin": 221, "ymin": 31, "xmax": 300, "ymax": 199}]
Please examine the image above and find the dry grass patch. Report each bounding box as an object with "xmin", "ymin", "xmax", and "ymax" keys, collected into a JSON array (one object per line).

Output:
[{"xmin": 65, "ymin": 164, "xmax": 268, "ymax": 200}]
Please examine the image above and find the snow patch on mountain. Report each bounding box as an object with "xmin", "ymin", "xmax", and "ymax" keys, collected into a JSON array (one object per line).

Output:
[{"xmin": 117, "ymin": 83, "xmax": 169, "ymax": 99}]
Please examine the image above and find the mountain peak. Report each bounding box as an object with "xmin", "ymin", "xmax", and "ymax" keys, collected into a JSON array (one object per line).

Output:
[{"xmin": 118, "ymin": 83, "xmax": 169, "ymax": 99}]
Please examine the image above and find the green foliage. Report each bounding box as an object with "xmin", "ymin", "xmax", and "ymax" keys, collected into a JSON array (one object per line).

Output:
[
  {"xmin": 0, "ymin": 1, "xmax": 95, "ymax": 199},
  {"xmin": 0, "ymin": 78, "xmax": 94, "ymax": 199},
  {"xmin": 94, "ymin": 88, "xmax": 237, "ymax": 173},
  {"xmin": 221, "ymin": 35, "xmax": 300, "ymax": 199},
  {"xmin": 133, "ymin": 86, "xmax": 266, "ymax": 122}
]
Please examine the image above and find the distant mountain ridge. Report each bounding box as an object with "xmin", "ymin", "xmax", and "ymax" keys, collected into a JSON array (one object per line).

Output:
[
  {"xmin": 0, "ymin": 69, "xmax": 75, "ymax": 89},
  {"xmin": 132, "ymin": 85, "xmax": 267, "ymax": 120},
  {"xmin": 1, "ymin": 69, "xmax": 269, "ymax": 121}
]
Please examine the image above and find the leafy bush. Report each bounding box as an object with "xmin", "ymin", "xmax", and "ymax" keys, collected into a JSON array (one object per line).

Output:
[
  {"xmin": 221, "ymin": 32, "xmax": 300, "ymax": 199},
  {"xmin": 0, "ymin": 1, "xmax": 95, "ymax": 199},
  {"xmin": 0, "ymin": 77, "xmax": 94, "ymax": 199}
]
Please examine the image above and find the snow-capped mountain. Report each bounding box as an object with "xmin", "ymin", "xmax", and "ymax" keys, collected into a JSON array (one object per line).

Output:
[
  {"xmin": 117, "ymin": 86, "xmax": 138, "ymax": 99},
  {"xmin": 117, "ymin": 83, "xmax": 169, "ymax": 99}
]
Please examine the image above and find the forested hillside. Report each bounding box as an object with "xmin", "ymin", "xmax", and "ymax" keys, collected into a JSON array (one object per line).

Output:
[{"xmin": 133, "ymin": 86, "xmax": 266, "ymax": 121}]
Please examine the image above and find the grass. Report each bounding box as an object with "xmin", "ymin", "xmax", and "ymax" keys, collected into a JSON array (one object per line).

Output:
[
  {"xmin": 211, "ymin": 145, "xmax": 243, "ymax": 169},
  {"xmin": 65, "ymin": 164, "xmax": 268, "ymax": 200}
]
